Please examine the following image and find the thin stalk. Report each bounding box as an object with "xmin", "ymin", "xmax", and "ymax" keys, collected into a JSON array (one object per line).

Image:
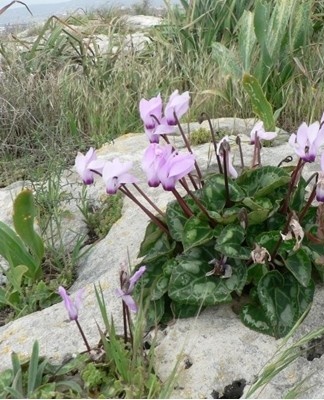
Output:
[
  {"xmin": 236, "ymin": 135, "xmax": 244, "ymax": 169},
  {"xmin": 119, "ymin": 185, "xmax": 169, "ymax": 235},
  {"xmin": 252, "ymin": 135, "xmax": 261, "ymax": 167},
  {"xmin": 171, "ymin": 188, "xmax": 194, "ymax": 217},
  {"xmin": 75, "ymin": 320, "xmax": 91, "ymax": 353},
  {"xmin": 174, "ymin": 112, "xmax": 203, "ymax": 185},
  {"xmin": 270, "ymin": 212, "xmax": 293, "ymax": 262},
  {"xmin": 180, "ymin": 178, "xmax": 216, "ymax": 227},
  {"xmin": 298, "ymin": 173, "xmax": 319, "ymax": 222},
  {"xmin": 280, "ymin": 158, "xmax": 305, "ymax": 214},
  {"xmin": 125, "ymin": 305, "xmax": 133, "ymax": 347},
  {"xmin": 200, "ymin": 112, "xmax": 223, "ymax": 174},
  {"xmin": 122, "ymin": 302, "xmax": 128, "ymax": 344},
  {"xmin": 132, "ymin": 183, "xmax": 165, "ymax": 217},
  {"xmin": 220, "ymin": 143, "xmax": 231, "ymax": 207}
]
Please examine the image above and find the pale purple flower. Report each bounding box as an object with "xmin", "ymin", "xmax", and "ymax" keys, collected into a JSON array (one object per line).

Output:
[
  {"xmin": 102, "ymin": 158, "xmax": 138, "ymax": 194},
  {"xmin": 75, "ymin": 147, "xmax": 97, "ymax": 184},
  {"xmin": 142, "ymin": 143, "xmax": 172, "ymax": 187},
  {"xmin": 58, "ymin": 286, "xmax": 83, "ymax": 321},
  {"xmin": 316, "ymin": 152, "xmax": 324, "ymax": 202},
  {"xmin": 144, "ymin": 117, "xmax": 176, "ymax": 143},
  {"xmin": 289, "ymin": 120, "xmax": 324, "ymax": 162},
  {"xmin": 217, "ymin": 136, "xmax": 238, "ymax": 178},
  {"xmin": 139, "ymin": 94, "xmax": 162, "ymax": 130},
  {"xmin": 116, "ymin": 265, "xmax": 146, "ymax": 313},
  {"xmin": 157, "ymin": 147, "xmax": 196, "ymax": 191},
  {"xmin": 164, "ymin": 90, "xmax": 190, "ymax": 125},
  {"xmin": 250, "ymin": 121, "xmax": 277, "ymax": 144}
]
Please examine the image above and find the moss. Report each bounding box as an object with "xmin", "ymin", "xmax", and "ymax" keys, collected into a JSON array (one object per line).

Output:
[
  {"xmin": 189, "ymin": 127, "xmax": 211, "ymax": 145},
  {"xmin": 86, "ymin": 193, "xmax": 123, "ymax": 242}
]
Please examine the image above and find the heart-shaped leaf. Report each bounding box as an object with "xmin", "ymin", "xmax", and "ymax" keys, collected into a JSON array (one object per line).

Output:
[
  {"xmin": 236, "ymin": 166, "xmax": 290, "ymax": 198},
  {"xmin": 182, "ymin": 216, "xmax": 213, "ymax": 251},
  {"xmin": 283, "ymin": 248, "xmax": 312, "ymax": 287}
]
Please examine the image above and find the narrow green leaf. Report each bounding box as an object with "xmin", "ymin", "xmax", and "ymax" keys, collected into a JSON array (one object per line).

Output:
[
  {"xmin": 211, "ymin": 42, "xmax": 242, "ymax": 79},
  {"xmin": 0, "ymin": 221, "xmax": 39, "ymax": 277},
  {"xmin": 13, "ymin": 189, "xmax": 44, "ymax": 266},
  {"xmin": 238, "ymin": 10, "xmax": 256, "ymax": 72},
  {"xmin": 27, "ymin": 341, "xmax": 40, "ymax": 396},
  {"xmin": 242, "ymin": 73, "xmax": 276, "ymax": 131}
]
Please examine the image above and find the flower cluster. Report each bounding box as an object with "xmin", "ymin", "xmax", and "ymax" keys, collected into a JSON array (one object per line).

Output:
[
  {"xmin": 139, "ymin": 90, "xmax": 190, "ymax": 143},
  {"xmin": 71, "ymin": 90, "xmax": 324, "ymax": 338}
]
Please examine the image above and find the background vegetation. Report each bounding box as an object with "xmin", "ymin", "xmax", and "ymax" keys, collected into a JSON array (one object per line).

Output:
[{"xmin": 0, "ymin": 0, "xmax": 324, "ymax": 187}]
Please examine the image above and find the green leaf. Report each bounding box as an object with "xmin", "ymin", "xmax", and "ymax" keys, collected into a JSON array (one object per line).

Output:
[
  {"xmin": 241, "ymin": 303, "xmax": 273, "ymax": 336},
  {"xmin": 236, "ymin": 166, "xmax": 290, "ymax": 198},
  {"xmin": 247, "ymin": 263, "xmax": 269, "ymax": 285},
  {"xmin": 0, "ymin": 221, "xmax": 39, "ymax": 279},
  {"xmin": 283, "ymin": 248, "xmax": 312, "ymax": 287},
  {"xmin": 242, "ymin": 73, "xmax": 276, "ymax": 131},
  {"xmin": 290, "ymin": 176, "xmax": 307, "ymax": 212},
  {"xmin": 141, "ymin": 234, "xmax": 176, "ymax": 263},
  {"xmin": 146, "ymin": 298, "xmax": 165, "ymax": 328},
  {"xmin": 5, "ymin": 265, "xmax": 28, "ymax": 293},
  {"xmin": 165, "ymin": 200, "xmax": 189, "ymax": 242},
  {"xmin": 27, "ymin": 341, "xmax": 40, "ymax": 396},
  {"xmin": 211, "ymin": 42, "xmax": 242, "ymax": 79},
  {"xmin": 208, "ymin": 206, "xmax": 241, "ymax": 225},
  {"xmin": 214, "ymin": 224, "xmax": 250, "ymax": 259},
  {"xmin": 170, "ymin": 301, "xmax": 202, "ymax": 319},
  {"xmin": 257, "ymin": 271, "xmax": 314, "ymax": 338},
  {"xmin": 182, "ymin": 216, "xmax": 213, "ymax": 251},
  {"xmin": 138, "ymin": 220, "xmax": 164, "ymax": 258},
  {"xmin": 168, "ymin": 246, "xmax": 247, "ymax": 306},
  {"xmin": 202, "ymin": 174, "xmax": 245, "ymax": 213},
  {"xmin": 238, "ymin": 10, "xmax": 256, "ymax": 72},
  {"xmin": 13, "ymin": 189, "xmax": 44, "ymax": 266}
]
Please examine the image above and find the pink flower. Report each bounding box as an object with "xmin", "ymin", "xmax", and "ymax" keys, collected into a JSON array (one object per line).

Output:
[
  {"xmin": 75, "ymin": 147, "xmax": 97, "ymax": 184},
  {"xmin": 164, "ymin": 90, "xmax": 190, "ymax": 125},
  {"xmin": 250, "ymin": 121, "xmax": 277, "ymax": 144},
  {"xmin": 102, "ymin": 158, "xmax": 138, "ymax": 194},
  {"xmin": 144, "ymin": 117, "xmax": 176, "ymax": 143},
  {"xmin": 289, "ymin": 119, "xmax": 324, "ymax": 162},
  {"xmin": 139, "ymin": 94, "xmax": 162, "ymax": 130},
  {"xmin": 58, "ymin": 286, "xmax": 83, "ymax": 321},
  {"xmin": 142, "ymin": 143, "xmax": 172, "ymax": 187},
  {"xmin": 115, "ymin": 265, "xmax": 146, "ymax": 313},
  {"xmin": 157, "ymin": 147, "xmax": 196, "ymax": 191},
  {"xmin": 217, "ymin": 136, "xmax": 238, "ymax": 178}
]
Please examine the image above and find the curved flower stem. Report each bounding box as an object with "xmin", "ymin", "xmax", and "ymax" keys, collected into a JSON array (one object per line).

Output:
[
  {"xmin": 171, "ymin": 188, "xmax": 194, "ymax": 218},
  {"xmin": 161, "ymin": 134, "xmax": 170, "ymax": 144},
  {"xmin": 125, "ymin": 304, "xmax": 133, "ymax": 347},
  {"xmin": 180, "ymin": 178, "xmax": 217, "ymax": 227},
  {"xmin": 298, "ymin": 173, "xmax": 319, "ymax": 222},
  {"xmin": 174, "ymin": 112, "xmax": 204, "ymax": 186},
  {"xmin": 119, "ymin": 185, "xmax": 169, "ymax": 235},
  {"xmin": 122, "ymin": 301, "xmax": 128, "ymax": 344},
  {"xmin": 220, "ymin": 142, "xmax": 231, "ymax": 208},
  {"xmin": 280, "ymin": 158, "xmax": 305, "ymax": 214},
  {"xmin": 132, "ymin": 183, "xmax": 165, "ymax": 217},
  {"xmin": 200, "ymin": 112, "xmax": 223, "ymax": 174},
  {"xmin": 236, "ymin": 136, "xmax": 244, "ymax": 169},
  {"xmin": 270, "ymin": 212, "xmax": 293, "ymax": 263},
  {"xmin": 252, "ymin": 135, "xmax": 261, "ymax": 167},
  {"xmin": 75, "ymin": 320, "xmax": 91, "ymax": 353}
]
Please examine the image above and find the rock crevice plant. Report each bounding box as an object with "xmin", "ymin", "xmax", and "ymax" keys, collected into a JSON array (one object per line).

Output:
[{"xmin": 76, "ymin": 91, "xmax": 324, "ymax": 338}]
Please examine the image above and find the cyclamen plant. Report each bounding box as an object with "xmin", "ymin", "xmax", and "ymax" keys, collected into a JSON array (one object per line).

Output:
[{"xmin": 76, "ymin": 90, "xmax": 324, "ymax": 338}]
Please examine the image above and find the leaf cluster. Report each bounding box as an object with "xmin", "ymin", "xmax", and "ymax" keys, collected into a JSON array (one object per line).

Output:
[{"xmin": 137, "ymin": 166, "xmax": 323, "ymax": 338}]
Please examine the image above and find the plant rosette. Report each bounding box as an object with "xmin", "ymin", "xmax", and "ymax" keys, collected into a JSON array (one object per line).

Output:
[{"xmin": 76, "ymin": 91, "xmax": 324, "ymax": 339}]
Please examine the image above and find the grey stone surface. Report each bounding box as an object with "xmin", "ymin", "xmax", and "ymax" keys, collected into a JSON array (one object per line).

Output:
[{"xmin": 0, "ymin": 118, "xmax": 324, "ymax": 398}]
